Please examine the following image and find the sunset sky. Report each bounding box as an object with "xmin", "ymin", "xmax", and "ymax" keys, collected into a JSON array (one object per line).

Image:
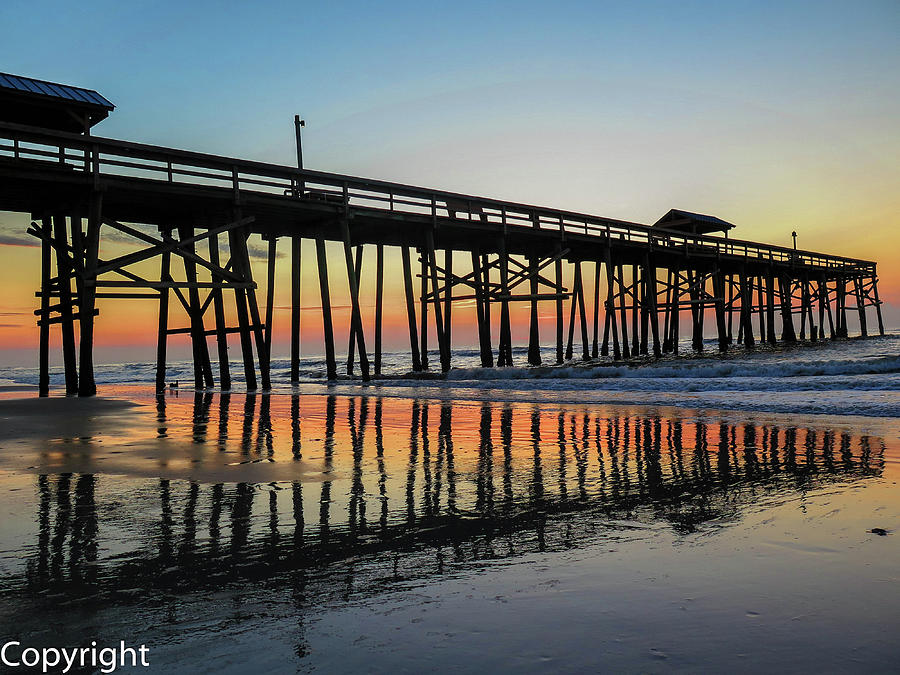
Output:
[{"xmin": 1, "ymin": 0, "xmax": 898, "ymax": 366}]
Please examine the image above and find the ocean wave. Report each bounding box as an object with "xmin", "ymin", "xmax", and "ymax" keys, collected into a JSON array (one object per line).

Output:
[{"xmin": 445, "ymin": 355, "xmax": 900, "ymax": 382}]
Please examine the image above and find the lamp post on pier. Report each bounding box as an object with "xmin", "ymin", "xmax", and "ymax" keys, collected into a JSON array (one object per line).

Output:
[{"xmin": 294, "ymin": 114, "xmax": 305, "ymax": 194}]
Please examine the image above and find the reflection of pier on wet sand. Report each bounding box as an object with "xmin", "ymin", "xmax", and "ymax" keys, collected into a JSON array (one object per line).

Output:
[{"xmin": 8, "ymin": 392, "xmax": 884, "ymax": 606}]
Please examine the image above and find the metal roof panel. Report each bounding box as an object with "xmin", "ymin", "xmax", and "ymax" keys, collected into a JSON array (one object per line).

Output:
[{"xmin": 0, "ymin": 72, "xmax": 114, "ymax": 109}]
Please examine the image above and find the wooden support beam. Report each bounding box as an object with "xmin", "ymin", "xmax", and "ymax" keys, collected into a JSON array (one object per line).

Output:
[
  {"xmin": 482, "ymin": 253, "xmax": 493, "ymax": 361},
  {"xmin": 375, "ymin": 244, "xmax": 384, "ymax": 376},
  {"xmin": 425, "ymin": 229, "xmax": 449, "ymax": 372},
  {"xmin": 36, "ymin": 310, "xmax": 99, "ymax": 326},
  {"xmin": 471, "ymin": 251, "xmax": 487, "ymax": 367},
  {"xmin": 640, "ymin": 265, "xmax": 649, "ymax": 356},
  {"xmin": 166, "ymin": 324, "xmax": 264, "ymax": 336},
  {"xmin": 565, "ymin": 262, "xmax": 577, "ymax": 361},
  {"xmin": 631, "ymin": 264, "xmax": 639, "ymax": 356},
  {"xmin": 52, "ymin": 215, "xmax": 78, "ymax": 394},
  {"xmin": 315, "ymin": 237, "xmax": 337, "ymax": 380},
  {"xmin": 699, "ymin": 271, "xmax": 708, "ymax": 351},
  {"xmin": 740, "ymin": 269, "xmax": 754, "ymax": 348},
  {"xmin": 90, "ymin": 280, "xmax": 255, "ymax": 290},
  {"xmin": 670, "ymin": 267, "xmax": 680, "ymax": 354},
  {"xmin": 854, "ymin": 275, "xmax": 868, "ymax": 338},
  {"xmin": 645, "ymin": 256, "xmax": 661, "ymax": 358},
  {"xmin": 95, "ymin": 216, "xmax": 254, "ymax": 277},
  {"xmin": 346, "ymin": 245, "xmax": 363, "ymax": 375},
  {"xmin": 726, "ymin": 273, "xmax": 735, "ymax": 345},
  {"xmin": 805, "ymin": 276, "xmax": 817, "ymax": 342},
  {"xmin": 601, "ymin": 299, "xmax": 611, "ymax": 357},
  {"xmin": 836, "ymin": 278, "xmax": 848, "ymax": 338},
  {"xmin": 766, "ymin": 269, "xmax": 777, "ymax": 345},
  {"xmin": 155, "ymin": 234, "xmax": 171, "ymax": 394},
  {"xmin": 690, "ymin": 270, "xmax": 704, "ymax": 352},
  {"xmin": 756, "ymin": 276, "xmax": 766, "ymax": 344},
  {"xmin": 78, "ymin": 193, "xmax": 102, "ymax": 397},
  {"xmin": 208, "ymin": 232, "xmax": 231, "ymax": 389},
  {"xmin": 822, "ymin": 276, "xmax": 836, "ymax": 340},
  {"xmin": 341, "ymin": 220, "xmax": 370, "ymax": 381},
  {"xmin": 555, "ymin": 257, "xmax": 564, "ymax": 364},
  {"xmin": 528, "ymin": 256, "xmax": 541, "ymax": 366},
  {"xmin": 591, "ymin": 261, "xmax": 601, "ymax": 359},
  {"xmin": 444, "ymin": 249, "xmax": 453, "ymax": 365},
  {"xmin": 420, "ymin": 246, "xmax": 429, "ymax": 370},
  {"xmin": 497, "ymin": 240, "xmax": 512, "ymax": 367},
  {"xmin": 714, "ymin": 269, "xmax": 729, "ymax": 353},
  {"xmin": 102, "ymin": 217, "xmax": 243, "ymax": 284},
  {"xmin": 401, "ymin": 246, "xmax": 422, "ymax": 372},
  {"xmin": 604, "ymin": 247, "xmax": 621, "ymax": 360},
  {"xmin": 472, "ymin": 250, "xmax": 493, "ymax": 368},
  {"xmin": 505, "ymin": 249, "xmax": 569, "ymax": 294},
  {"xmin": 779, "ymin": 274, "xmax": 797, "ymax": 343},
  {"xmin": 229, "ymin": 225, "xmax": 257, "ymax": 391},
  {"xmin": 798, "ymin": 278, "xmax": 808, "ymax": 340},
  {"xmin": 662, "ymin": 268, "xmax": 673, "ymax": 353},
  {"xmin": 872, "ymin": 271, "xmax": 885, "ymax": 336},
  {"xmin": 264, "ymin": 237, "xmax": 277, "ymax": 364},
  {"xmin": 577, "ymin": 262, "xmax": 589, "ymax": 361},
  {"xmin": 237, "ymin": 230, "xmax": 271, "ymax": 390},
  {"xmin": 38, "ymin": 222, "xmax": 50, "ymax": 396},
  {"xmin": 290, "ymin": 236, "xmax": 301, "ymax": 383},
  {"xmin": 179, "ymin": 224, "xmax": 214, "ymax": 389},
  {"xmin": 617, "ymin": 265, "xmax": 630, "ymax": 358},
  {"xmin": 816, "ymin": 277, "xmax": 826, "ymax": 341}
]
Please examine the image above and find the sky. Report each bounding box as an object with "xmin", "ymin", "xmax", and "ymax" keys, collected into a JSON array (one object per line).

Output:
[{"xmin": 1, "ymin": 0, "xmax": 898, "ymax": 366}]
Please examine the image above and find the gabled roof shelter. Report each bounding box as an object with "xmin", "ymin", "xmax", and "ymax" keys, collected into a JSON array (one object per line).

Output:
[
  {"xmin": 0, "ymin": 72, "xmax": 114, "ymax": 134},
  {"xmin": 654, "ymin": 209, "xmax": 736, "ymax": 236}
]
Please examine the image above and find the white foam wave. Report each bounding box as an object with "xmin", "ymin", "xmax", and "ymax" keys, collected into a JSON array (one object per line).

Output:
[{"xmin": 446, "ymin": 355, "xmax": 900, "ymax": 382}]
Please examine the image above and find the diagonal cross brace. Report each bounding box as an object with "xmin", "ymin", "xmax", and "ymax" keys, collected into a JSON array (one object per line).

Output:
[{"xmin": 95, "ymin": 216, "xmax": 254, "ymax": 277}]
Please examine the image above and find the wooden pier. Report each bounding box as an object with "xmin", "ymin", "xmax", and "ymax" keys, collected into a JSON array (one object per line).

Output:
[{"xmin": 0, "ymin": 73, "xmax": 885, "ymax": 395}]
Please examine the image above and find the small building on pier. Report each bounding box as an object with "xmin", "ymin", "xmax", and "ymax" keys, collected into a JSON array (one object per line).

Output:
[
  {"xmin": 654, "ymin": 209, "xmax": 736, "ymax": 237},
  {"xmin": 0, "ymin": 72, "xmax": 114, "ymax": 133}
]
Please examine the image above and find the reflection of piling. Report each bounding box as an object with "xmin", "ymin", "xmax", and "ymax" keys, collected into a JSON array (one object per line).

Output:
[{"xmin": 20, "ymin": 396, "xmax": 888, "ymax": 603}]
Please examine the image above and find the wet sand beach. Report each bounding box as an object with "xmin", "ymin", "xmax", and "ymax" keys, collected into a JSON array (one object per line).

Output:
[{"xmin": 0, "ymin": 386, "xmax": 898, "ymax": 672}]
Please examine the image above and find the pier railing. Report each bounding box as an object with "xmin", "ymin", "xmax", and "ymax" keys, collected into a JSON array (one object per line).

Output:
[{"xmin": 0, "ymin": 121, "xmax": 873, "ymax": 273}]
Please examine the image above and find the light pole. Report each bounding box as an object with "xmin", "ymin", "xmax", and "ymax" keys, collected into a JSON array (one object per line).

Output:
[
  {"xmin": 791, "ymin": 231, "xmax": 797, "ymax": 250},
  {"xmin": 294, "ymin": 114, "xmax": 305, "ymax": 194},
  {"xmin": 294, "ymin": 114, "xmax": 305, "ymax": 168}
]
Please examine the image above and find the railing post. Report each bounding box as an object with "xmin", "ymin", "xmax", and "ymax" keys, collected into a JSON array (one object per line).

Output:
[{"xmin": 91, "ymin": 144, "xmax": 100, "ymax": 190}]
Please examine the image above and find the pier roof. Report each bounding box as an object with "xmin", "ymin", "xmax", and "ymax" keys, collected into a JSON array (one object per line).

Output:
[
  {"xmin": 654, "ymin": 209, "xmax": 736, "ymax": 236},
  {"xmin": 0, "ymin": 72, "xmax": 114, "ymax": 133}
]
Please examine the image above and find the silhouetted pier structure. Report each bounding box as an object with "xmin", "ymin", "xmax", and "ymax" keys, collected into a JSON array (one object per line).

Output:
[{"xmin": 0, "ymin": 73, "xmax": 885, "ymax": 395}]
